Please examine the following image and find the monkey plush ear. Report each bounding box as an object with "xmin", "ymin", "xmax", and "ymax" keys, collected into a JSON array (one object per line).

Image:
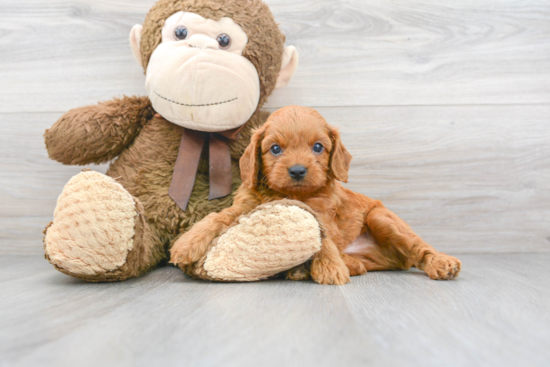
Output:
[
  {"xmin": 129, "ymin": 24, "xmax": 143, "ymax": 66},
  {"xmin": 328, "ymin": 127, "xmax": 352, "ymax": 183},
  {"xmin": 240, "ymin": 125, "xmax": 267, "ymax": 189},
  {"xmin": 275, "ymin": 46, "xmax": 299, "ymax": 90}
]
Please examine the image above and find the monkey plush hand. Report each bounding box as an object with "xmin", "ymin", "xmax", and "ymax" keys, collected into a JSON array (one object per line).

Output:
[{"xmin": 43, "ymin": 0, "xmax": 320, "ymax": 282}]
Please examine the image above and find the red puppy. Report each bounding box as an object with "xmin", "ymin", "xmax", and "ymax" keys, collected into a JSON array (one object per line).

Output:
[{"xmin": 170, "ymin": 106, "xmax": 461, "ymax": 284}]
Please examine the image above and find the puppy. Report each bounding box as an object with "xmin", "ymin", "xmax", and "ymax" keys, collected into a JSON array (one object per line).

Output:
[{"xmin": 170, "ymin": 106, "xmax": 461, "ymax": 285}]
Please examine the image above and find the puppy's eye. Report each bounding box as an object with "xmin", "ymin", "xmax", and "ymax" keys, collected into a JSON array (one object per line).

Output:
[
  {"xmin": 174, "ymin": 26, "xmax": 188, "ymax": 40},
  {"xmin": 313, "ymin": 142, "xmax": 324, "ymax": 153},
  {"xmin": 217, "ymin": 33, "xmax": 231, "ymax": 49},
  {"xmin": 270, "ymin": 144, "xmax": 282, "ymax": 156}
]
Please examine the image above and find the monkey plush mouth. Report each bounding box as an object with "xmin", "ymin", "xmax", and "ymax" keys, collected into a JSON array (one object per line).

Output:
[{"xmin": 154, "ymin": 91, "xmax": 238, "ymax": 107}]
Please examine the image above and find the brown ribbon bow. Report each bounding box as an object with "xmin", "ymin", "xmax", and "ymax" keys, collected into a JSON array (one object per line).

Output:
[{"xmin": 166, "ymin": 115, "xmax": 244, "ymax": 211}]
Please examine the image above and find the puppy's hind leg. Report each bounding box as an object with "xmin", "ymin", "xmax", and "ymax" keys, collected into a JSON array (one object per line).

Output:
[
  {"xmin": 343, "ymin": 230, "xmax": 406, "ymax": 273},
  {"xmin": 365, "ymin": 206, "xmax": 461, "ymax": 280}
]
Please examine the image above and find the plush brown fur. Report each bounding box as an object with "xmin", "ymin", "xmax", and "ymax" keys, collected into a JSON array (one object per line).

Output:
[
  {"xmin": 44, "ymin": 0, "xmax": 285, "ymax": 281},
  {"xmin": 44, "ymin": 96, "xmax": 155, "ymax": 165},
  {"xmin": 170, "ymin": 106, "xmax": 462, "ymax": 285}
]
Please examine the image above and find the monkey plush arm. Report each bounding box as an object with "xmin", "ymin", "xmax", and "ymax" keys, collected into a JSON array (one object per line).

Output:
[{"xmin": 44, "ymin": 96, "xmax": 154, "ymax": 165}]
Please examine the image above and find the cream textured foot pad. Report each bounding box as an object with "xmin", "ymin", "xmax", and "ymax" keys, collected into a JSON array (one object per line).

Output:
[
  {"xmin": 202, "ymin": 200, "xmax": 323, "ymax": 281},
  {"xmin": 44, "ymin": 170, "xmax": 137, "ymax": 276}
]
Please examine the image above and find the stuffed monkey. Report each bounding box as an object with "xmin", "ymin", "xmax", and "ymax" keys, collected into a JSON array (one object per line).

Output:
[{"xmin": 43, "ymin": 0, "xmax": 321, "ymax": 282}]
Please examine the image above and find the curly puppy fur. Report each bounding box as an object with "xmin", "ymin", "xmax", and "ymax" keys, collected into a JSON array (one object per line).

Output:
[
  {"xmin": 44, "ymin": 0, "xmax": 286, "ymax": 281},
  {"xmin": 170, "ymin": 106, "xmax": 462, "ymax": 285}
]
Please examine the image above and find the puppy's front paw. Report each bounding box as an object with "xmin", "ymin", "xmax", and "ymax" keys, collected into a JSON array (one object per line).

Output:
[
  {"xmin": 170, "ymin": 234, "xmax": 205, "ymax": 266},
  {"xmin": 424, "ymin": 253, "xmax": 461, "ymax": 280},
  {"xmin": 311, "ymin": 258, "xmax": 350, "ymax": 285}
]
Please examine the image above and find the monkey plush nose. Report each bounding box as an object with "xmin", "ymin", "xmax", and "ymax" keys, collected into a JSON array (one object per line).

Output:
[
  {"xmin": 288, "ymin": 165, "xmax": 307, "ymax": 181},
  {"xmin": 187, "ymin": 34, "xmax": 219, "ymax": 50}
]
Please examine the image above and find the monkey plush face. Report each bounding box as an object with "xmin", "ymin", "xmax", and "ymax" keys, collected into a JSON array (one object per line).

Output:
[
  {"xmin": 129, "ymin": 0, "xmax": 299, "ymax": 132},
  {"xmin": 143, "ymin": 11, "xmax": 260, "ymax": 131}
]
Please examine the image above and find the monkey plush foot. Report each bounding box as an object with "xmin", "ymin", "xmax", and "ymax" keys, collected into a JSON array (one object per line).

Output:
[
  {"xmin": 44, "ymin": 170, "xmax": 163, "ymax": 282},
  {"xmin": 186, "ymin": 200, "xmax": 323, "ymax": 282}
]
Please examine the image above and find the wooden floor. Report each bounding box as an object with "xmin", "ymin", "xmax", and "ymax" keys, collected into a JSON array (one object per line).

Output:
[{"xmin": 0, "ymin": 254, "xmax": 548, "ymax": 367}]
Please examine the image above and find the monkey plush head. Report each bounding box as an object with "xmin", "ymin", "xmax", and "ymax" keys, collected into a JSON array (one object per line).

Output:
[{"xmin": 129, "ymin": 0, "xmax": 299, "ymax": 132}]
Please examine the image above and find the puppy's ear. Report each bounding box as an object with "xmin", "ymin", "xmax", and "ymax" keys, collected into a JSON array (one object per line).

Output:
[
  {"xmin": 328, "ymin": 127, "xmax": 352, "ymax": 183},
  {"xmin": 240, "ymin": 124, "xmax": 266, "ymax": 188}
]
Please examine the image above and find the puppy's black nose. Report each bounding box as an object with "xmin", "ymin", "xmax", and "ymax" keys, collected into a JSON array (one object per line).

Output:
[{"xmin": 288, "ymin": 165, "xmax": 307, "ymax": 181}]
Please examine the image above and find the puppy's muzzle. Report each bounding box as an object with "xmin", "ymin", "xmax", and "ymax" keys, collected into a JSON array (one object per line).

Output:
[{"xmin": 288, "ymin": 165, "xmax": 307, "ymax": 181}]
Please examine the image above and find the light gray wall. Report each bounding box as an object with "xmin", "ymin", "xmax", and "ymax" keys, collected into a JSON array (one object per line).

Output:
[{"xmin": 1, "ymin": 0, "xmax": 549, "ymax": 254}]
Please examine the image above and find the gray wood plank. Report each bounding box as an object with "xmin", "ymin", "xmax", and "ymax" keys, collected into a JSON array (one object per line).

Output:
[
  {"xmin": 0, "ymin": 0, "xmax": 549, "ymax": 113},
  {"xmin": 0, "ymin": 254, "xmax": 548, "ymax": 367},
  {"xmin": 0, "ymin": 111, "xmax": 108, "ymax": 254},
  {"xmin": 0, "ymin": 256, "xmax": 382, "ymax": 367},
  {"xmin": 2, "ymin": 105, "xmax": 549, "ymax": 254},
  {"xmin": 340, "ymin": 253, "xmax": 550, "ymax": 367},
  {"xmin": 320, "ymin": 105, "xmax": 550, "ymax": 254}
]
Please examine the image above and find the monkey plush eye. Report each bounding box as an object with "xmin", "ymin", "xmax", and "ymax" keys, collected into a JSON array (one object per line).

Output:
[
  {"xmin": 313, "ymin": 142, "xmax": 324, "ymax": 153},
  {"xmin": 217, "ymin": 33, "xmax": 231, "ymax": 49},
  {"xmin": 270, "ymin": 144, "xmax": 282, "ymax": 156},
  {"xmin": 174, "ymin": 26, "xmax": 188, "ymax": 40}
]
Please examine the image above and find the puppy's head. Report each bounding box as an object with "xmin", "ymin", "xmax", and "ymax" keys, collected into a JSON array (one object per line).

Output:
[{"xmin": 240, "ymin": 105, "xmax": 352, "ymax": 195}]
